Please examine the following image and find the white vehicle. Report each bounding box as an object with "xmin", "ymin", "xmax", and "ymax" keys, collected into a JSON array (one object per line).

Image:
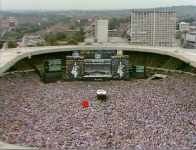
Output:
[
  {"xmin": 97, "ymin": 89, "xmax": 106, "ymax": 95},
  {"xmin": 97, "ymin": 89, "xmax": 107, "ymax": 100}
]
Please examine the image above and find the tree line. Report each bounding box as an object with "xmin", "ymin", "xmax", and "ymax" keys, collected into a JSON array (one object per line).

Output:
[
  {"xmin": 3, "ymin": 21, "xmax": 58, "ymax": 41},
  {"xmin": 109, "ymin": 17, "xmax": 130, "ymax": 30},
  {"xmin": 44, "ymin": 27, "xmax": 85, "ymax": 46},
  {"xmin": 2, "ymin": 18, "xmax": 71, "ymax": 43}
]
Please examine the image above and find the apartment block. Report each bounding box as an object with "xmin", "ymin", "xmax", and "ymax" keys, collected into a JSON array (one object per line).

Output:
[
  {"xmin": 95, "ymin": 20, "xmax": 108, "ymax": 43},
  {"xmin": 131, "ymin": 11, "xmax": 176, "ymax": 47}
]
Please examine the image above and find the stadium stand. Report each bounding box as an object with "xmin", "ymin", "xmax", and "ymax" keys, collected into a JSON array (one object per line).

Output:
[
  {"xmin": 148, "ymin": 54, "xmax": 166, "ymax": 68},
  {"xmin": 7, "ymin": 51, "xmax": 196, "ymax": 74}
]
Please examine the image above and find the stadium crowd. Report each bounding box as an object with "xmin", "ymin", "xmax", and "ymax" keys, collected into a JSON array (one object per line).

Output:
[{"xmin": 0, "ymin": 72, "xmax": 196, "ymax": 149}]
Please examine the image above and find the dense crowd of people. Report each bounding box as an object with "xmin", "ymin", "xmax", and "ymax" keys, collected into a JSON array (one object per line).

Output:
[{"xmin": 0, "ymin": 72, "xmax": 196, "ymax": 149}]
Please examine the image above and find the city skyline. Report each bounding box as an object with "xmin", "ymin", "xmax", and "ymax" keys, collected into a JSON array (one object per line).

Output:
[{"xmin": 1, "ymin": 0, "xmax": 196, "ymax": 10}]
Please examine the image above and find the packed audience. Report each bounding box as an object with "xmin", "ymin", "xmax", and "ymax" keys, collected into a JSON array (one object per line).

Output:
[{"xmin": 0, "ymin": 72, "xmax": 196, "ymax": 149}]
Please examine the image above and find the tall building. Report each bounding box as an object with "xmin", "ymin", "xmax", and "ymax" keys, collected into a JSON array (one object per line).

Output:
[
  {"xmin": 179, "ymin": 22, "xmax": 190, "ymax": 32},
  {"xmin": 1, "ymin": 17, "xmax": 19, "ymax": 30},
  {"xmin": 131, "ymin": 11, "xmax": 176, "ymax": 47},
  {"xmin": 8, "ymin": 17, "xmax": 19, "ymax": 27},
  {"xmin": 95, "ymin": 20, "xmax": 108, "ymax": 42}
]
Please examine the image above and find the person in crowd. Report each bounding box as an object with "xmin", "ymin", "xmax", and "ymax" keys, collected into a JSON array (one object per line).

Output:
[{"xmin": 0, "ymin": 72, "xmax": 196, "ymax": 149}]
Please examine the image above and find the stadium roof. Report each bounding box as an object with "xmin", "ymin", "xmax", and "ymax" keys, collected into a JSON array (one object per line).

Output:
[{"xmin": 0, "ymin": 45, "xmax": 196, "ymax": 75}]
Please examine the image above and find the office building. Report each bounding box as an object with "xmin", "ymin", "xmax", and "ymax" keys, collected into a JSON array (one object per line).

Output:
[
  {"xmin": 131, "ymin": 11, "xmax": 176, "ymax": 47},
  {"xmin": 186, "ymin": 32, "xmax": 196, "ymax": 44},
  {"xmin": 179, "ymin": 22, "xmax": 190, "ymax": 32}
]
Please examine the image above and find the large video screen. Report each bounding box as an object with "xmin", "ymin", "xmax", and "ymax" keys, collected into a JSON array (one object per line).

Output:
[
  {"xmin": 48, "ymin": 60, "xmax": 62, "ymax": 72},
  {"xmin": 72, "ymin": 50, "xmax": 80, "ymax": 56},
  {"xmin": 135, "ymin": 66, "xmax": 145, "ymax": 73}
]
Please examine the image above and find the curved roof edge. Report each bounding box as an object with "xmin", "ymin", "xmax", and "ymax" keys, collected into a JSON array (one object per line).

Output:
[{"xmin": 0, "ymin": 45, "xmax": 196, "ymax": 75}]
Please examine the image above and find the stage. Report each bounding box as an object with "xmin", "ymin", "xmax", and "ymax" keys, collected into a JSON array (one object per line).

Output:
[{"xmin": 83, "ymin": 74, "xmax": 112, "ymax": 81}]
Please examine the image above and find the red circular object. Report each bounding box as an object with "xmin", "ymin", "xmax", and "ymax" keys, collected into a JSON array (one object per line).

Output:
[{"xmin": 83, "ymin": 101, "xmax": 89, "ymax": 108}]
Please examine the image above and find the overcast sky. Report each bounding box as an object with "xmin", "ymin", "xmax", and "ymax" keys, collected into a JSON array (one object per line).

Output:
[{"xmin": 1, "ymin": 0, "xmax": 196, "ymax": 10}]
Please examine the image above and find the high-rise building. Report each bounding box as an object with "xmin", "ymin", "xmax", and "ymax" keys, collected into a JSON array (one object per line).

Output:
[
  {"xmin": 95, "ymin": 20, "xmax": 108, "ymax": 42},
  {"xmin": 131, "ymin": 11, "xmax": 176, "ymax": 47}
]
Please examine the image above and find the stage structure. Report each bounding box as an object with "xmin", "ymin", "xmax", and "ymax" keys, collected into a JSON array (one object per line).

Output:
[
  {"xmin": 82, "ymin": 50, "xmax": 116, "ymax": 81},
  {"xmin": 65, "ymin": 50, "xmax": 130, "ymax": 81},
  {"xmin": 43, "ymin": 59, "xmax": 62, "ymax": 83},
  {"xmin": 40, "ymin": 51, "xmax": 146, "ymax": 83}
]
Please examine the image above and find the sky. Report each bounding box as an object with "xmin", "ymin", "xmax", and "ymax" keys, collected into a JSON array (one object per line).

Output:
[{"xmin": 1, "ymin": 0, "xmax": 196, "ymax": 10}]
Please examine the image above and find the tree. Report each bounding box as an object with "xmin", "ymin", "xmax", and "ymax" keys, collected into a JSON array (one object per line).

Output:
[
  {"xmin": 74, "ymin": 34, "xmax": 85, "ymax": 42},
  {"xmin": 70, "ymin": 26, "xmax": 76, "ymax": 30},
  {"xmin": 8, "ymin": 41, "xmax": 17, "ymax": 48},
  {"xmin": 56, "ymin": 32, "xmax": 67, "ymax": 40},
  {"xmin": 79, "ymin": 27, "xmax": 85, "ymax": 34},
  {"xmin": 3, "ymin": 31, "xmax": 22, "ymax": 41},
  {"xmin": 3, "ymin": 21, "xmax": 63, "ymax": 44},
  {"xmin": 182, "ymin": 18, "xmax": 195, "ymax": 24},
  {"xmin": 73, "ymin": 27, "xmax": 85, "ymax": 42},
  {"xmin": 175, "ymin": 31, "xmax": 182, "ymax": 39},
  {"xmin": 36, "ymin": 41, "xmax": 45, "ymax": 47},
  {"xmin": 66, "ymin": 28, "xmax": 85, "ymax": 43},
  {"xmin": 67, "ymin": 39, "xmax": 78, "ymax": 45},
  {"xmin": 183, "ymin": 42, "xmax": 195, "ymax": 49},
  {"xmin": 66, "ymin": 35, "xmax": 74, "ymax": 41},
  {"xmin": 180, "ymin": 38, "xmax": 185, "ymax": 46},
  {"xmin": 109, "ymin": 24, "xmax": 116, "ymax": 30},
  {"xmin": 109, "ymin": 17, "xmax": 130, "ymax": 30},
  {"xmin": 44, "ymin": 34, "xmax": 58, "ymax": 46}
]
